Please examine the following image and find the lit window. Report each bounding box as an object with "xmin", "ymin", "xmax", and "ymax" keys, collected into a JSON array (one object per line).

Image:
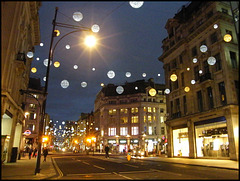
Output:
[
  {"xmin": 108, "ymin": 127, "xmax": 116, "ymax": 136},
  {"xmin": 120, "ymin": 127, "xmax": 128, "ymax": 136},
  {"xmin": 148, "ymin": 107, "xmax": 152, "ymax": 112},
  {"xmin": 120, "ymin": 117, "xmax": 128, "ymax": 124},
  {"xmin": 109, "ymin": 109, "xmax": 116, "ymax": 115},
  {"xmin": 144, "ymin": 116, "xmax": 146, "ymax": 123},
  {"xmin": 153, "ymin": 107, "xmax": 156, "ymax": 112},
  {"xmin": 131, "ymin": 107, "xmax": 138, "ymax": 113},
  {"xmin": 131, "ymin": 116, "xmax": 138, "ymax": 123},
  {"xmin": 120, "ymin": 108, "xmax": 128, "ymax": 114},
  {"xmin": 149, "ymin": 126, "xmax": 152, "ymax": 135},
  {"xmin": 144, "ymin": 107, "xmax": 146, "ymax": 112},
  {"xmin": 160, "ymin": 116, "xmax": 164, "ymax": 123},
  {"xmin": 148, "ymin": 115, "xmax": 152, "ymax": 122},
  {"xmin": 131, "ymin": 126, "xmax": 139, "ymax": 135}
]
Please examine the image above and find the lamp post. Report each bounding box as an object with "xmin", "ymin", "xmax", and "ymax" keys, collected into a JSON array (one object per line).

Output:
[{"xmin": 34, "ymin": 7, "xmax": 97, "ymax": 174}]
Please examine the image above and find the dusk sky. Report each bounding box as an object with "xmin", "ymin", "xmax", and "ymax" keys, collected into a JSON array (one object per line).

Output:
[{"xmin": 31, "ymin": 1, "xmax": 189, "ymax": 122}]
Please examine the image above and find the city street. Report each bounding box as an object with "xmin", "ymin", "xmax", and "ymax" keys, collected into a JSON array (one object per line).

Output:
[{"xmin": 52, "ymin": 153, "xmax": 239, "ymax": 180}]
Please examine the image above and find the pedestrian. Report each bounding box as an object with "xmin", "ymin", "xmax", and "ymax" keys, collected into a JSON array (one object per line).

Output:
[
  {"xmin": 28, "ymin": 147, "xmax": 33, "ymax": 159},
  {"xmin": 33, "ymin": 147, "xmax": 37, "ymax": 158},
  {"xmin": 43, "ymin": 147, "xmax": 48, "ymax": 162},
  {"xmin": 105, "ymin": 145, "xmax": 110, "ymax": 159}
]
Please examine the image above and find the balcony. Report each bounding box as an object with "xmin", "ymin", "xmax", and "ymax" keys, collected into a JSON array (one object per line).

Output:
[{"xmin": 171, "ymin": 111, "xmax": 181, "ymax": 119}]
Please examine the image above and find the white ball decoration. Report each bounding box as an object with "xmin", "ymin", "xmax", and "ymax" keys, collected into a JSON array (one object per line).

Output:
[
  {"xmin": 27, "ymin": 51, "xmax": 34, "ymax": 58},
  {"xmin": 213, "ymin": 24, "xmax": 218, "ymax": 29},
  {"xmin": 73, "ymin": 65, "xmax": 78, "ymax": 69},
  {"xmin": 200, "ymin": 45, "xmax": 208, "ymax": 53},
  {"xmin": 193, "ymin": 58, "xmax": 198, "ymax": 63},
  {"xmin": 66, "ymin": 45, "xmax": 70, "ymax": 49},
  {"xmin": 129, "ymin": 1, "xmax": 144, "ymax": 8},
  {"xmin": 191, "ymin": 80, "xmax": 196, "ymax": 84},
  {"xmin": 61, "ymin": 80, "xmax": 69, "ymax": 89},
  {"xmin": 43, "ymin": 77, "xmax": 46, "ymax": 81},
  {"xmin": 135, "ymin": 86, "xmax": 138, "ymax": 90},
  {"xmin": 164, "ymin": 89, "xmax": 170, "ymax": 94},
  {"xmin": 81, "ymin": 82, "xmax": 87, "ymax": 88},
  {"xmin": 91, "ymin": 24, "xmax": 100, "ymax": 33},
  {"xmin": 207, "ymin": 56, "xmax": 216, "ymax": 65},
  {"xmin": 116, "ymin": 86, "xmax": 124, "ymax": 94},
  {"xmin": 43, "ymin": 59, "xmax": 52, "ymax": 67},
  {"xmin": 73, "ymin": 12, "xmax": 83, "ymax": 22},
  {"xmin": 92, "ymin": 68, "xmax": 96, "ymax": 71},
  {"xmin": 142, "ymin": 73, "xmax": 146, "ymax": 77},
  {"xmin": 107, "ymin": 70, "xmax": 115, "ymax": 79},
  {"xmin": 125, "ymin": 72, "xmax": 131, "ymax": 77}
]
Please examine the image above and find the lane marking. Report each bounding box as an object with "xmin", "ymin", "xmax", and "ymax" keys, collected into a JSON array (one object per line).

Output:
[
  {"xmin": 112, "ymin": 172, "xmax": 133, "ymax": 180},
  {"xmin": 82, "ymin": 161, "xmax": 90, "ymax": 165},
  {"xmin": 52, "ymin": 157, "xmax": 64, "ymax": 179},
  {"xmin": 93, "ymin": 165, "xmax": 106, "ymax": 170},
  {"xmin": 124, "ymin": 163, "xmax": 139, "ymax": 168},
  {"xmin": 150, "ymin": 169, "xmax": 182, "ymax": 176}
]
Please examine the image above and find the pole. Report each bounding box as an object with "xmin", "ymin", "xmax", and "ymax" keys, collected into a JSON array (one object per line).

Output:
[{"xmin": 35, "ymin": 7, "xmax": 58, "ymax": 175}]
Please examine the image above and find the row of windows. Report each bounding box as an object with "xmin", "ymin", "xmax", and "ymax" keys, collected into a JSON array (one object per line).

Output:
[
  {"xmin": 107, "ymin": 126, "xmax": 165, "ymax": 136},
  {"xmin": 108, "ymin": 107, "xmax": 165, "ymax": 115},
  {"xmin": 110, "ymin": 115, "xmax": 165, "ymax": 124},
  {"xmin": 108, "ymin": 97, "xmax": 165, "ymax": 105}
]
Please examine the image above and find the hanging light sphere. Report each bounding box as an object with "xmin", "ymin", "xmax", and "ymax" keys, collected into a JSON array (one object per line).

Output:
[
  {"xmin": 187, "ymin": 67, "xmax": 190, "ymax": 71},
  {"xmin": 107, "ymin": 70, "xmax": 115, "ymax": 79},
  {"xmin": 149, "ymin": 88, "xmax": 157, "ymax": 97},
  {"xmin": 129, "ymin": 1, "xmax": 144, "ymax": 8},
  {"xmin": 170, "ymin": 73, "xmax": 177, "ymax": 81},
  {"xmin": 193, "ymin": 58, "xmax": 198, "ymax": 63},
  {"xmin": 101, "ymin": 83, "xmax": 104, "ymax": 87},
  {"xmin": 92, "ymin": 67, "xmax": 96, "ymax": 71},
  {"xmin": 135, "ymin": 86, "xmax": 138, "ymax": 90},
  {"xmin": 199, "ymin": 70, "xmax": 203, "ymax": 74},
  {"xmin": 27, "ymin": 51, "xmax": 34, "ymax": 58},
  {"xmin": 116, "ymin": 86, "xmax": 124, "ymax": 94},
  {"xmin": 73, "ymin": 12, "xmax": 83, "ymax": 22},
  {"xmin": 61, "ymin": 80, "xmax": 69, "ymax": 89},
  {"xmin": 158, "ymin": 73, "xmax": 161, "ymax": 77},
  {"xmin": 66, "ymin": 45, "xmax": 70, "ymax": 49},
  {"xmin": 207, "ymin": 56, "xmax": 216, "ymax": 65},
  {"xmin": 164, "ymin": 89, "xmax": 170, "ymax": 94},
  {"xmin": 40, "ymin": 42, "xmax": 44, "ymax": 46},
  {"xmin": 125, "ymin": 72, "xmax": 131, "ymax": 77},
  {"xmin": 223, "ymin": 34, "xmax": 232, "ymax": 42},
  {"xmin": 36, "ymin": 57, "xmax": 40, "ymax": 61},
  {"xmin": 73, "ymin": 65, "xmax": 78, "ymax": 69},
  {"xmin": 184, "ymin": 86, "xmax": 190, "ymax": 92},
  {"xmin": 200, "ymin": 45, "xmax": 208, "ymax": 53},
  {"xmin": 43, "ymin": 77, "xmax": 46, "ymax": 81},
  {"xmin": 213, "ymin": 24, "xmax": 218, "ymax": 29},
  {"xmin": 81, "ymin": 81, "xmax": 87, "ymax": 88},
  {"xmin": 91, "ymin": 24, "xmax": 100, "ymax": 33},
  {"xmin": 43, "ymin": 59, "xmax": 52, "ymax": 67},
  {"xmin": 54, "ymin": 29, "xmax": 60, "ymax": 36},
  {"xmin": 191, "ymin": 80, "xmax": 196, "ymax": 85},
  {"xmin": 54, "ymin": 61, "xmax": 60, "ymax": 68},
  {"xmin": 142, "ymin": 73, "xmax": 146, "ymax": 77},
  {"xmin": 31, "ymin": 67, "xmax": 37, "ymax": 73}
]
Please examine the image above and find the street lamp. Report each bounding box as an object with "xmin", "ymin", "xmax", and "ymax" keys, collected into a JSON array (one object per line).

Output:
[{"xmin": 34, "ymin": 7, "xmax": 98, "ymax": 175}]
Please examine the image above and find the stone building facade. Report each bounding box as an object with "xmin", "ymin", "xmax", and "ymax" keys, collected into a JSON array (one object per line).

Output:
[{"xmin": 158, "ymin": 2, "xmax": 238, "ymax": 160}]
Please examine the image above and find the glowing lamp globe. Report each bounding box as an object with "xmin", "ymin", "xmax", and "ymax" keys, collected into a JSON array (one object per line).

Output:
[
  {"xmin": 142, "ymin": 73, "xmax": 146, "ymax": 77},
  {"xmin": 207, "ymin": 56, "xmax": 216, "ymax": 65},
  {"xmin": 125, "ymin": 72, "xmax": 131, "ymax": 77},
  {"xmin": 40, "ymin": 43, "xmax": 44, "ymax": 46},
  {"xmin": 191, "ymin": 80, "xmax": 196, "ymax": 85},
  {"xmin": 184, "ymin": 87, "xmax": 190, "ymax": 92},
  {"xmin": 31, "ymin": 67, "xmax": 37, "ymax": 73},
  {"xmin": 54, "ymin": 61, "xmax": 60, "ymax": 68},
  {"xmin": 27, "ymin": 51, "xmax": 34, "ymax": 58},
  {"xmin": 73, "ymin": 12, "xmax": 83, "ymax": 22},
  {"xmin": 116, "ymin": 86, "xmax": 124, "ymax": 94},
  {"xmin": 101, "ymin": 83, "xmax": 104, "ymax": 87},
  {"xmin": 66, "ymin": 45, "xmax": 70, "ymax": 49},
  {"xmin": 85, "ymin": 35, "xmax": 96, "ymax": 47},
  {"xmin": 107, "ymin": 70, "xmax": 115, "ymax": 79},
  {"xmin": 81, "ymin": 82, "xmax": 87, "ymax": 88},
  {"xmin": 213, "ymin": 24, "xmax": 218, "ymax": 29},
  {"xmin": 43, "ymin": 77, "xmax": 46, "ymax": 81},
  {"xmin": 135, "ymin": 86, "xmax": 138, "ymax": 90},
  {"xmin": 73, "ymin": 65, "xmax": 78, "ymax": 69},
  {"xmin": 92, "ymin": 67, "xmax": 96, "ymax": 71},
  {"xmin": 91, "ymin": 24, "xmax": 100, "ymax": 33},
  {"xmin": 149, "ymin": 88, "xmax": 157, "ymax": 97},
  {"xmin": 170, "ymin": 73, "xmax": 177, "ymax": 82},
  {"xmin": 61, "ymin": 80, "xmax": 69, "ymax": 89},
  {"xmin": 129, "ymin": 1, "xmax": 144, "ymax": 8},
  {"xmin": 200, "ymin": 45, "xmax": 208, "ymax": 53},
  {"xmin": 43, "ymin": 59, "xmax": 52, "ymax": 67},
  {"xmin": 193, "ymin": 58, "xmax": 198, "ymax": 63},
  {"xmin": 224, "ymin": 34, "xmax": 232, "ymax": 42}
]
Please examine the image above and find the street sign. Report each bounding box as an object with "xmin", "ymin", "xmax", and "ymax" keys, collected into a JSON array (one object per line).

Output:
[{"xmin": 24, "ymin": 130, "xmax": 31, "ymax": 136}]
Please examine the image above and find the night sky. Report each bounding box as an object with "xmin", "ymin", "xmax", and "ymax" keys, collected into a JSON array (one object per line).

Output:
[{"xmin": 31, "ymin": 1, "xmax": 189, "ymax": 122}]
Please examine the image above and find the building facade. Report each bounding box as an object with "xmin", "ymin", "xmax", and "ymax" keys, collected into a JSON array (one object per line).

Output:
[
  {"xmin": 94, "ymin": 79, "xmax": 167, "ymax": 155},
  {"xmin": 1, "ymin": 1, "xmax": 41, "ymax": 163},
  {"xmin": 158, "ymin": 1, "xmax": 239, "ymax": 160}
]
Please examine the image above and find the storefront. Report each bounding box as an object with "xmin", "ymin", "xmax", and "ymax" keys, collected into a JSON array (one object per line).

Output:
[
  {"xmin": 195, "ymin": 117, "xmax": 229, "ymax": 158},
  {"xmin": 173, "ymin": 128, "xmax": 189, "ymax": 157}
]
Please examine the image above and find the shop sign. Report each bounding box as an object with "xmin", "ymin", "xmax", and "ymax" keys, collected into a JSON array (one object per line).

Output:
[
  {"xmin": 119, "ymin": 139, "xmax": 127, "ymax": 144},
  {"xmin": 130, "ymin": 139, "xmax": 138, "ymax": 143},
  {"xmin": 24, "ymin": 130, "xmax": 31, "ymax": 136},
  {"xmin": 108, "ymin": 139, "xmax": 116, "ymax": 144}
]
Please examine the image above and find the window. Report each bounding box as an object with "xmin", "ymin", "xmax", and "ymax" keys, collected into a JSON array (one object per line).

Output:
[
  {"xmin": 120, "ymin": 100, "xmax": 127, "ymax": 104},
  {"xmin": 120, "ymin": 127, "xmax": 128, "ymax": 136},
  {"xmin": 160, "ymin": 108, "xmax": 164, "ymax": 113},
  {"xmin": 120, "ymin": 117, "xmax": 128, "ymax": 124},
  {"xmin": 153, "ymin": 107, "xmax": 156, "ymax": 112},
  {"xmin": 154, "ymin": 127, "xmax": 157, "ymax": 135},
  {"xmin": 109, "ymin": 101, "xmax": 116, "ymax": 104},
  {"xmin": 29, "ymin": 113, "xmax": 36, "ymax": 120},
  {"xmin": 222, "ymin": 8, "xmax": 229, "ymax": 14},
  {"xmin": 183, "ymin": 96, "xmax": 187, "ymax": 115},
  {"xmin": 197, "ymin": 90, "xmax": 203, "ymax": 112},
  {"xmin": 143, "ymin": 107, "xmax": 147, "ymax": 112},
  {"xmin": 108, "ymin": 127, "xmax": 116, "ymax": 136},
  {"xmin": 26, "ymin": 124, "xmax": 35, "ymax": 131},
  {"xmin": 131, "ymin": 107, "xmax": 138, "ymax": 113},
  {"xmin": 230, "ymin": 51, "xmax": 237, "ymax": 69},
  {"xmin": 147, "ymin": 107, "xmax": 152, "ymax": 112},
  {"xmin": 218, "ymin": 82, "xmax": 227, "ymax": 105},
  {"xmin": 161, "ymin": 127, "xmax": 165, "ymax": 135},
  {"xmin": 194, "ymin": 66, "xmax": 200, "ymax": 81},
  {"xmin": 172, "ymin": 59, "xmax": 177, "ymax": 69},
  {"xmin": 109, "ymin": 109, "xmax": 116, "ymax": 115},
  {"xmin": 203, "ymin": 60, "xmax": 210, "ymax": 74},
  {"xmin": 176, "ymin": 98, "xmax": 180, "ymax": 112},
  {"xmin": 207, "ymin": 86, "xmax": 214, "ymax": 109},
  {"xmin": 160, "ymin": 116, "xmax": 164, "ymax": 123},
  {"xmin": 148, "ymin": 115, "xmax": 152, "ymax": 122},
  {"xmin": 179, "ymin": 54, "xmax": 183, "ymax": 64},
  {"xmin": 29, "ymin": 104, "xmax": 36, "ymax": 109},
  {"xmin": 144, "ymin": 116, "xmax": 146, "ymax": 122},
  {"xmin": 214, "ymin": 53, "xmax": 222, "ymax": 71},
  {"xmin": 192, "ymin": 46, "xmax": 197, "ymax": 57},
  {"xmin": 149, "ymin": 126, "xmax": 152, "ymax": 135},
  {"xmin": 181, "ymin": 72, "xmax": 185, "ymax": 87},
  {"xmin": 210, "ymin": 32, "xmax": 218, "ymax": 44},
  {"xmin": 235, "ymin": 81, "xmax": 239, "ymax": 103},
  {"xmin": 131, "ymin": 116, "xmax": 138, "ymax": 123},
  {"xmin": 120, "ymin": 108, "xmax": 128, "ymax": 114},
  {"xmin": 131, "ymin": 126, "xmax": 138, "ymax": 135}
]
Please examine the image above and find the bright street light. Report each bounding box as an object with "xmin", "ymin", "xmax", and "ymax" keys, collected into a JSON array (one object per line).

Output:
[{"xmin": 84, "ymin": 35, "xmax": 97, "ymax": 47}]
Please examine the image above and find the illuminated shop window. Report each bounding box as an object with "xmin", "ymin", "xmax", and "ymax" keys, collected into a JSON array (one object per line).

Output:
[{"xmin": 173, "ymin": 128, "xmax": 189, "ymax": 157}]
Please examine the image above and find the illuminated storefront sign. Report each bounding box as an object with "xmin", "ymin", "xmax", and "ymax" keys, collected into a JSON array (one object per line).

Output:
[{"xmin": 24, "ymin": 130, "xmax": 31, "ymax": 136}]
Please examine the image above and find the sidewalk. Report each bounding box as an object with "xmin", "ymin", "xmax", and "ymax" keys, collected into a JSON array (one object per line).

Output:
[
  {"xmin": 1, "ymin": 153, "xmax": 238, "ymax": 180},
  {"xmin": 1, "ymin": 154, "xmax": 57, "ymax": 180}
]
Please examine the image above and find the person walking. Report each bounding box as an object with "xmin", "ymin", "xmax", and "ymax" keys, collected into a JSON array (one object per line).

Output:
[
  {"xmin": 33, "ymin": 147, "xmax": 37, "ymax": 158},
  {"xmin": 43, "ymin": 147, "xmax": 48, "ymax": 162},
  {"xmin": 105, "ymin": 145, "xmax": 110, "ymax": 159},
  {"xmin": 28, "ymin": 147, "xmax": 33, "ymax": 159}
]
